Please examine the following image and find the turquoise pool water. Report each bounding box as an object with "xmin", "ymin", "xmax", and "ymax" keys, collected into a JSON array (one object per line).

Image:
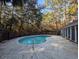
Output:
[{"xmin": 19, "ymin": 35, "xmax": 49, "ymax": 45}]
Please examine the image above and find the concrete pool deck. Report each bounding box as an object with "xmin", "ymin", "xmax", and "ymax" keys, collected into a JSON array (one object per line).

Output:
[{"xmin": 0, "ymin": 35, "xmax": 78, "ymax": 59}]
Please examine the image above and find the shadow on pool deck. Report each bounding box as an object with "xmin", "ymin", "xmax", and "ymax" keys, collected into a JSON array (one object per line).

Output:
[{"xmin": 0, "ymin": 35, "xmax": 78, "ymax": 59}]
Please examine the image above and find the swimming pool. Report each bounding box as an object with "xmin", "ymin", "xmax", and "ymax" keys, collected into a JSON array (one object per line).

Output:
[{"xmin": 19, "ymin": 35, "xmax": 49, "ymax": 45}]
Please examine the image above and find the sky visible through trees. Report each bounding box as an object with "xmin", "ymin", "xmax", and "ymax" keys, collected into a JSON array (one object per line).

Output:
[{"xmin": 0, "ymin": 0, "xmax": 78, "ymax": 40}]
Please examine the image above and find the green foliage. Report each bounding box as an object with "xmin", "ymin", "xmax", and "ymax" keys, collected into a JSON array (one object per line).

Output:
[
  {"xmin": 45, "ymin": 0, "xmax": 78, "ymax": 28},
  {"xmin": 0, "ymin": 0, "xmax": 42, "ymax": 37},
  {"xmin": 0, "ymin": 0, "xmax": 77, "ymax": 39}
]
